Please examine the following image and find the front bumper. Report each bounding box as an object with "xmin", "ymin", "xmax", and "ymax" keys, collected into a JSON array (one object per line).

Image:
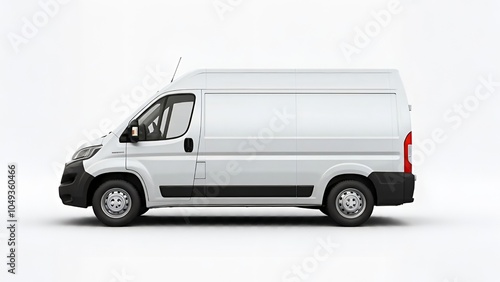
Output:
[
  {"xmin": 59, "ymin": 160, "xmax": 94, "ymax": 208},
  {"xmin": 368, "ymin": 172, "xmax": 415, "ymax": 206}
]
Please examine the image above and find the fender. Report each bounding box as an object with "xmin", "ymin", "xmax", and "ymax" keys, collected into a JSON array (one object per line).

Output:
[
  {"xmin": 310, "ymin": 163, "xmax": 374, "ymax": 200},
  {"xmin": 123, "ymin": 158, "xmax": 159, "ymax": 202},
  {"xmin": 84, "ymin": 157, "xmax": 151, "ymax": 206}
]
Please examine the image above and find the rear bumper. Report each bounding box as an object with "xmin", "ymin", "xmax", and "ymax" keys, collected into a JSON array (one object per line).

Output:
[
  {"xmin": 368, "ymin": 172, "xmax": 415, "ymax": 206},
  {"xmin": 59, "ymin": 160, "xmax": 94, "ymax": 208}
]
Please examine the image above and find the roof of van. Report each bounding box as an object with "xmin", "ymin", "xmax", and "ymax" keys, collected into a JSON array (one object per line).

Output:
[{"xmin": 161, "ymin": 69, "xmax": 402, "ymax": 92}]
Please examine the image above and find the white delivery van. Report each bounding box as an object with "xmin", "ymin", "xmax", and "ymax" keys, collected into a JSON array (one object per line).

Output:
[{"xmin": 59, "ymin": 69, "xmax": 415, "ymax": 227}]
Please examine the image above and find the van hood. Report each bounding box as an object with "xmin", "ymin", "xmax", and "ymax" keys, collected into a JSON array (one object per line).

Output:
[
  {"xmin": 76, "ymin": 137, "xmax": 103, "ymax": 151},
  {"xmin": 77, "ymin": 133, "xmax": 114, "ymax": 151}
]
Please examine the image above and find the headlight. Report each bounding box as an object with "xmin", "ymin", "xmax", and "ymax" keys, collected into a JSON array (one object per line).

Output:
[{"xmin": 71, "ymin": 146, "xmax": 102, "ymax": 162}]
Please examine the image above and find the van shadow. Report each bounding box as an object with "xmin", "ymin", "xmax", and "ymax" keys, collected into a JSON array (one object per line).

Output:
[{"xmin": 58, "ymin": 215, "xmax": 407, "ymax": 228}]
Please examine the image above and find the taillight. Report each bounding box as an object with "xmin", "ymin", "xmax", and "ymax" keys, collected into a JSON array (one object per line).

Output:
[{"xmin": 404, "ymin": 132, "xmax": 412, "ymax": 173}]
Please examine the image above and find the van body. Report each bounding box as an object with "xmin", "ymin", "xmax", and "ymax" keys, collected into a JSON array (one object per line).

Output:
[{"xmin": 59, "ymin": 69, "xmax": 415, "ymax": 226}]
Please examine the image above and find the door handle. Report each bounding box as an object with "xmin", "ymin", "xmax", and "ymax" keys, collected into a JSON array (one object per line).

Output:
[{"xmin": 184, "ymin": 138, "xmax": 194, "ymax": 153}]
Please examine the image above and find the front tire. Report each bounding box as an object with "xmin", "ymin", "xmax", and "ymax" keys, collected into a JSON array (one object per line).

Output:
[
  {"xmin": 326, "ymin": 180, "xmax": 374, "ymax": 227},
  {"xmin": 92, "ymin": 180, "xmax": 141, "ymax": 227}
]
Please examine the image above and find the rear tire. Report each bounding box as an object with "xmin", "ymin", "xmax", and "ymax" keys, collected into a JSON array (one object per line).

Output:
[
  {"xmin": 92, "ymin": 180, "xmax": 141, "ymax": 227},
  {"xmin": 326, "ymin": 180, "xmax": 374, "ymax": 227}
]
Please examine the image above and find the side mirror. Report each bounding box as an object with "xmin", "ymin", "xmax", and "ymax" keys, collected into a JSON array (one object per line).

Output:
[{"xmin": 129, "ymin": 120, "xmax": 139, "ymax": 143}]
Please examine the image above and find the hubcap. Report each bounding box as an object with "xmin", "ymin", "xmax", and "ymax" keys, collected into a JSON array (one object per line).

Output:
[
  {"xmin": 335, "ymin": 188, "xmax": 366, "ymax": 219},
  {"xmin": 101, "ymin": 188, "xmax": 132, "ymax": 219}
]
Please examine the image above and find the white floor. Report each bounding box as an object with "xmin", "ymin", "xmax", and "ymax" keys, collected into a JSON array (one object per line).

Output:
[{"xmin": 1, "ymin": 174, "xmax": 498, "ymax": 282}]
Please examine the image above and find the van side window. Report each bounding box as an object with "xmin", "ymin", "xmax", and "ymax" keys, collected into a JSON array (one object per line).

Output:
[
  {"xmin": 164, "ymin": 98, "xmax": 195, "ymax": 138},
  {"xmin": 137, "ymin": 94, "xmax": 195, "ymax": 141}
]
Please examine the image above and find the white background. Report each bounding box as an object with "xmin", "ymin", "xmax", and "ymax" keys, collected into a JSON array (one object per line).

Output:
[{"xmin": 1, "ymin": 0, "xmax": 500, "ymax": 281}]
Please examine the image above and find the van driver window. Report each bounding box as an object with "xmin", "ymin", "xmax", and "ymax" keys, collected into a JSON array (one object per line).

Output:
[{"xmin": 137, "ymin": 94, "xmax": 195, "ymax": 141}]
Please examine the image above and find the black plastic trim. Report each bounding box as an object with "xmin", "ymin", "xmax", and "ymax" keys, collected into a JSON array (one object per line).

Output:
[
  {"xmin": 59, "ymin": 160, "xmax": 94, "ymax": 208},
  {"xmin": 297, "ymin": 185, "xmax": 314, "ymax": 197},
  {"xmin": 160, "ymin": 185, "xmax": 314, "ymax": 198},
  {"xmin": 368, "ymin": 172, "xmax": 415, "ymax": 206},
  {"xmin": 160, "ymin": 185, "xmax": 193, "ymax": 197}
]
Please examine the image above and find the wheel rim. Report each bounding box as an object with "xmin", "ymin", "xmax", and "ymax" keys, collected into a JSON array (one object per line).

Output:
[
  {"xmin": 101, "ymin": 188, "xmax": 132, "ymax": 219},
  {"xmin": 335, "ymin": 188, "xmax": 366, "ymax": 219}
]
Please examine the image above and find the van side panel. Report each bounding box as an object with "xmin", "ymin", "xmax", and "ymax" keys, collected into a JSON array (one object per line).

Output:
[
  {"xmin": 296, "ymin": 93, "xmax": 400, "ymax": 200},
  {"xmin": 393, "ymin": 74, "xmax": 412, "ymax": 173},
  {"xmin": 199, "ymin": 93, "xmax": 297, "ymax": 197}
]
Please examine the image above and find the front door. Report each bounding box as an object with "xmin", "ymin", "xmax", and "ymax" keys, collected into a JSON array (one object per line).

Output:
[{"xmin": 126, "ymin": 91, "xmax": 201, "ymax": 203}]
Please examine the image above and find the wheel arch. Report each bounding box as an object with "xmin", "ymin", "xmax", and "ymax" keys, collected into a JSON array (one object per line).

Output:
[
  {"xmin": 321, "ymin": 174, "xmax": 377, "ymax": 206},
  {"xmin": 86, "ymin": 172, "xmax": 148, "ymax": 208}
]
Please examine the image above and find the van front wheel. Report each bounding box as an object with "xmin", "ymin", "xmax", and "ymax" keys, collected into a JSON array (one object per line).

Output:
[
  {"xmin": 92, "ymin": 180, "xmax": 141, "ymax": 226},
  {"xmin": 326, "ymin": 180, "xmax": 374, "ymax": 227}
]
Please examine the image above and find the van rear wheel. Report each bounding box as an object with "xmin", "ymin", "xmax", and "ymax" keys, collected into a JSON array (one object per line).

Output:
[
  {"xmin": 92, "ymin": 180, "xmax": 141, "ymax": 226},
  {"xmin": 326, "ymin": 180, "xmax": 374, "ymax": 227}
]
